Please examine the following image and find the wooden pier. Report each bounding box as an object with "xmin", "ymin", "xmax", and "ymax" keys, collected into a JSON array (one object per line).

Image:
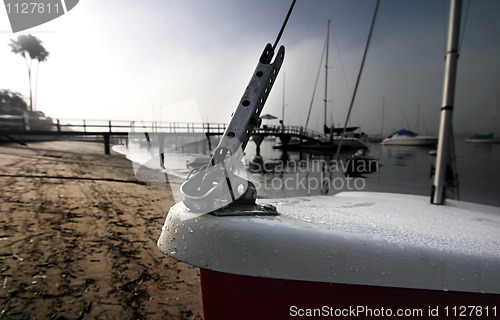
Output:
[{"xmin": 0, "ymin": 117, "xmax": 325, "ymax": 155}]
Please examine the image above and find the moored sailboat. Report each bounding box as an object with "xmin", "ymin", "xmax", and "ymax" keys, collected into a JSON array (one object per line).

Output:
[
  {"xmin": 465, "ymin": 133, "xmax": 500, "ymax": 144},
  {"xmin": 275, "ymin": 19, "xmax": 370, "ymax": 152},
  {"xmin": 382, "ymin": 129, "xmax": 438, "ymax": 146}
]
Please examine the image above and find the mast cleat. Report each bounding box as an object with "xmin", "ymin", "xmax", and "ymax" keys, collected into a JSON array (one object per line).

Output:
[{"xmin": 180, "ymin": 44, "xmax": 285, "ymax": 215}]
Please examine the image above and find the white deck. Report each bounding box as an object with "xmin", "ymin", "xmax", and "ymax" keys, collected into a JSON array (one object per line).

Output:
[{"xmin": 158, "ymin": 192, "xmax": 500, "ymax": 294}]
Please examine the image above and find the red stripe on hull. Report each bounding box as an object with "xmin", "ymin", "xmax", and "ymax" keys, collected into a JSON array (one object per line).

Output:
[{"xmin": 200, "ymin": 268, "xmax": 500, "ymax": 319}]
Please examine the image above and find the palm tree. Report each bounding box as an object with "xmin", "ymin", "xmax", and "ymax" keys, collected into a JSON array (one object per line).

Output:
[{"xmin": 9, "ymin": 34, "xmax": 49, "ymax": 112}]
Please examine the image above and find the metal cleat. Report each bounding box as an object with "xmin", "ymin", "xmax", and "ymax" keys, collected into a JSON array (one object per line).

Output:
[{"xmin": 180, "ymin": 44, "xmax": 285, "ymax": 215}]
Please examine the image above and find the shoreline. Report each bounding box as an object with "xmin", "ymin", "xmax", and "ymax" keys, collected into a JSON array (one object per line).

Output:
[{"xmin": 0, "ymin": 140, "xmax": 202, "ymax": 319}]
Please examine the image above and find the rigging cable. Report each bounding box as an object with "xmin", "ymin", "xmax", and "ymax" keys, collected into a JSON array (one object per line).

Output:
[
  {"xmin": 332, "ymin": 22, "xmax": 363, "ymax": 127},
  {"xmin": 273, "ymin": 0, "xmax": 297, "ymax": 52},
  {"xmin": 441, "ymin": 0, "xmax": 447, "ymax": 54},
  {"xmin": 305, "ymin": 39, "xmax": 327, "ymax": 130},
  {"xmin": 459, "ymin": 0, "xmax": 471, "ymax": 52},
  {"xmin": 444, "ymin": 0, "xmax": 469, "ymax": 200},
  {"xmin": 334, "ymin": 0, "xmax": 381, "ymax": 162},
  {"xmin": 450, "ymin": 0, "xmax": 470, "ymax": 200}
]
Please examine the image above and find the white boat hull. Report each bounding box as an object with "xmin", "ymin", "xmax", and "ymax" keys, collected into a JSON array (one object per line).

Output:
[
  {"xmin": 465, "ymin": 138, "xmax": 500, "ymax": 144},
  {"xmin": 158, "ymin": 192, "xmax": 500, "ymax": 319},
  {"xmin": 382, "ymin": 135, "xmax": 437, "ymax": 146}
]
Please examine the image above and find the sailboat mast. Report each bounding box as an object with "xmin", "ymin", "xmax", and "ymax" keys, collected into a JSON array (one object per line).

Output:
[
  {"xmin": 432, "ymin": 0, "xmax": 462, "ymax": 205},
  {"xmin": 282, "ymin": 71, "xmax": 286, "ymax": 128},
  {"xmin": 381, "ymin": 96, "xmax": 385, "ymax": 137},
  {"xmin": 324, "ymin": 19, "xmax": 330, "ymax": 131}
]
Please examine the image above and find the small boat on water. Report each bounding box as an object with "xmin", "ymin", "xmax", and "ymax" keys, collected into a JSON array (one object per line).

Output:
[
  {"xmin": 273, "ymin": 127, "xmax": 370, "ymax": 151},
  {"xmin": 319, "ymin": 126, "xmax": 370, "ymax": 150},
  {"xmin": 465, "ymin": 133, "xmax": 500, "ymax": 144},
  {"xmin": 382, "ymin": 129, "xmax": 437, "ymax": 146}
]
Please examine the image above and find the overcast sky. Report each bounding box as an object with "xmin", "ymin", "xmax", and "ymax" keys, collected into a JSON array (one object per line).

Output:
[{"xmin": 1, "ymin": 0, "xmax": 499, "ymax": 136}]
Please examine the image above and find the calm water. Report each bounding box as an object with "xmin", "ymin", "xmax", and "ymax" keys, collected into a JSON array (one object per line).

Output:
[
  {"xmin": 114, "ymin": 134, "xmax": 500, "ymax": 208},
  {"xmin": 244, "ymin": 139, "xmax": 500, "ymax": 207}
]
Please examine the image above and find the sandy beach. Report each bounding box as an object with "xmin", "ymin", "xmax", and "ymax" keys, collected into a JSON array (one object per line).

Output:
[{"xmin": 0, "ymin": 140, "xmax": 202, "ymax": 319}]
